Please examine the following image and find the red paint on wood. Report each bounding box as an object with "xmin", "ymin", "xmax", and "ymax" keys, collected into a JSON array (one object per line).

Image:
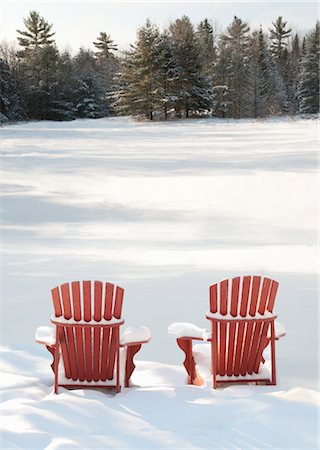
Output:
[
  {"xmin": 227, "ymin": 322, "xmax": 236, "ymax": 376},
  {"xmin": 104, "ymin": 282, "xmax": 114, "ymax": 320},
  {"xmin": 230, "ymin": 277, "xmax": 240, "ymax": 316},
  {"xmin": 113, "ymin": 287, "xmax": 124, "ymax": 319},
  {"xmin": 233, "ymin": 322, "xmax": 245, "ymax": 376},
  {"xmin": 100, "ymin": 328, "xmax": 111, "ymax": 381},
  {"xmin": 240, "ymin": 276, "xmax": 251, "ymax": 317},
  {"xmin": 61, "ymin": 283, "xmax": 72, "ymax": 319},
  {"xmin": 258, "ymin": 278, "xmax": 271, "ymax": 314},
  {"xmin": 267, "ymin": 281, "xmax": 279, "ymax": 312},
  {"xmin": 83, "ymin": 281, "xmax": 91, "ymax": 322},
  {"xmin": 94, "ymin": 281, "xmax": 103, "ymax": 321},
  {"xmin": 219, "ymin": 322, "xmax": 227, "ymax": 376},
  {"xmin": 247, "ymin": 322, "xmax": 263, "ymax": 374},
  {"xmin": 66, "ymin": 326, "xmax": 78, "ymax": 380},
  {"xmin": 209, "ymin": 284, "xmax": 218, "ymax": 313},
  {"xmin": 240, "ymin": 322, "xmax": 254, "ymax": 376},
  {"xmin": 58, "ymin": 327, "xmax": 71, "ymax": 379},
  {"xmin": 107, "ymin": 327, "xmax": 119, "ymax": 380},
  {"xmin": 75, "ymin": 327, "xmax": 85, "ymax": 381},
  {"xmin": 249, "ymin": 276, "xmax": 261, "ymax": 316},
  {"xmin": 71, "ymin": 281, "xmax": 81, "ymax": 321},
  {"xmin": 52, "ymin": 287, "xmax": 63, "ymax": 317},
  {"xmin": 219, "ymin": 279, "xmax": 228, "ymax": 315}
]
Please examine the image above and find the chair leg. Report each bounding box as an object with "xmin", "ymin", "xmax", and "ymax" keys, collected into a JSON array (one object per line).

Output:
[
  {"xmin": 124, "ymin": 344, "xmax": 142, "ymax": 387},
  {"xmin": 53, "ymin": 332, "xmax": 60, "ymax": 394},
  {"xmin": 177, "ymin": 338, "xmax": 203, "ymax": 385},
  {"xmin": 211, "ymin": 322, "xmax": 218, "ymax": 389},
  {"xmin": 270, "ymin": 321, "xmax": 277, "ymax": 385}
]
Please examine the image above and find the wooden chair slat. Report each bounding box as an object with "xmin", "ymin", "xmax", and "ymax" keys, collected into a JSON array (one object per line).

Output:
[
  {"xmin": 113, "ymin": 287, "xmax": 124, "ymax": 319},
  {"xmin": 74, "ymin": 327, "xmax": 85, "ymax": 381},
  {"xmin": 247, "ymin": 322, "xmax": 263, "ymax": 374},
  {"xmin": 61, "ymin": 283, "xmax": 72, "ymax": 319},
  {"xmin": 71, "ymin": 281, "xmax": 81, "ymax": 321},
  {"xmin": 219, "ymin": 279, "xmax": 228, "ymax": 315},
  {"xmin": 240, "ymin": 322, "xmax": 254, "ymax": 376},
  {"xmin": 58, "ymin": 327, "xmax": 71, "ymax": 379},
  {"xmin": 233, "ymin": 322, "xmax": 246, "ymax": 376},
  {"xmin": 219, "ymin": 322, "xmax": 227, "ymax": 376},
  {"xmin": 84, "ymin": 328, "xmax": 93, "ymax": 382},
  {"xmin": 104, "ymin": 282, "xmax": 114, "ymax": 320},
  {"xmin": 226, "ymin": 322, "xmax": 236, "ymax": 376},
  {"xmin": 249, "ymin": 276, "xmax": 261, "ymax": 316},
  {"xmin": 230, "ymin": 276, "xmax": 240, "ymax": 316},
  {"xmin": 93, "ymin": 327, "xmax": 101, "ymax": 381},
  {"xmin": 258, "ymin": 278, "xmax": 271, "ymax": 314},
  {"xmin": 65, "ymin": 327, "xmax": 78, "ymax": 380},
  {"xmin": 51, "ymin": 287, "xmax": 63, "ymax": 317},
  {"xmin": 107, "ymin": 327, "xmax": 119, "ymax": 380},
  {"xmin": 83, "ymin": 281, "xmax": 91, "ymax": 322},
  {"xmin": 253, "ymin": 322, "xmax": 270, "ymax": 373},
  {"xmin": 94, "ymin": 281, "xmax": 103, "ymax": 321},
  {"xmin": 240, "ymin": 276, "xmax": 251, "ymax": 317},
  {"xmin": 100, "ymin": 328, "xmax": 111, "ymax": 381},
  {"xmin": 267, "ymin": 280, "xmax": 279, "ymax": 312},
  {"xmin": 209, "ymin": 284, "xmax": 218, "ymax": 313}
]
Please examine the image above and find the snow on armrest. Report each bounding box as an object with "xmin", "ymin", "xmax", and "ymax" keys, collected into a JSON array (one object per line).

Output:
[
  {"xmin": 35, "ymin": 326, "xmax": 55, "ymax": 346},
  {"xmin": 168, "ymin": 322, "xmax": 209, "ymax": 340},
  {"xmin": 120, "ymin": 326, "xmax": 151, "ymax": 346},
  {"xmin": 267, "ymin": 321, "xmax": 286, "ymax": 339}
]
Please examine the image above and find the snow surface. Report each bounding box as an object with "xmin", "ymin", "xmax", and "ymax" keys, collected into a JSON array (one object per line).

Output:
[
  {"xmin": 1, "ymin": 117, "xmax": 319, "ymax": 448},
  {"xmin": 120, "ymin": 326, "xmax": 151, "ymax": 345}
]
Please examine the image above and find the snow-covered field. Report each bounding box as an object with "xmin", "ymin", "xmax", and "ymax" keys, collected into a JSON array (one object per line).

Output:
[{"xmin": 1, "ymin": 117, "xmax": 318, "ymax": 449}]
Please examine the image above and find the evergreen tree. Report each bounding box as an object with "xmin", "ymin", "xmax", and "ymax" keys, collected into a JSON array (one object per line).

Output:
[
  {"xmin": 269, "ymin": 16, "xmax": 291, "ymax": 61},
  {"xmin": 297, "ymin": 22, "xmax": 320, "ymax": 114},
  {"xmin": 115, "ymin": 19, "xmax": 163, "ymax": 120},
  {"xmin": 196, "ymin": 19, "xmax": 217, "ymax": 79},
  {"xmin": 73, "ymin": 48, "xmax": 110, "ymax": 118},
  {"xmin": 220, "ymin": 16, "xmax": 250, "ymax": 118},
  {"xmin": 168, "ymin": 15, "xmax": 212, "ymax": 118},
  {"xmin": 17, "ymin": 10, "xmax": 55, "ymax": 56},
  {"xmin": 93, "ymin": 32, "xmax": 119, "ymax": 115},
  {"xmin": 0, "ymin": 57, "xmax": 25, "ymax": 122},
  {"xmin": 287, "ymin": 33, "xmax": 301, "ymax": 113},
  {"xmin": 246, "ymin": 28, "xmax": 286, "ymax": 117},
  {"xmin": 212, "ymin": 41, "xmax": 233, "ymax": 117},
  {"xmin": 93, "ymin": 32, "xmax": 117, "ymax": 58}
]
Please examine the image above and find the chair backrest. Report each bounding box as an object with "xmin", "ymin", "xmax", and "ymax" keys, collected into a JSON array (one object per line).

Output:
[
  {"xmin": 51, "ymin": 281, "xmax": 124, "ymax": 383},
  {"xmin": 208, "ymin": 276, "xmax": 279, "ymax": 377}
]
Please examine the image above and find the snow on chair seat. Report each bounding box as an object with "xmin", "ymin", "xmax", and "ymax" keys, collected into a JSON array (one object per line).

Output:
[{"xmin": 35, "ymin": 280, "xmax": 151, "ymax": 394}]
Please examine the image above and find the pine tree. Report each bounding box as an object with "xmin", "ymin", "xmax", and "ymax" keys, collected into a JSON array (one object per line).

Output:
[
  {"xmin": 269, "ymin": 16, "xmax": 291, "ymax": 60},
  {"xmin": 287, "ymin": 33, "xmax": 301, "ymax": 113},
  {"xmin": 212, "ymin": 42, "xmax": 233, "ymax": 117},
  {"xmin": 115, "ymin": 19, "xmax": 163, "ymax": 120},
  {"xmin": 93, "ymin": 32, "xmax": 117, "ymax": 58},
  {"xmin": 17, "ymin": 10, "xmax": 55, "ymax": 56},
  {"xmin": 73, "ymin": 48, "xmax": 110, "ymax": 118},
  {"xmin": 220, "ymin": 16, "xmax": 250, "ymax": 118},
  {"xmin": 168, "ymin": 15, "xmax": 212, "ymax": 118},
  {"xmin": 93, "ymin": 32, "xmax": 119, "ymax": 115},
  {"xmin": 297, "ymin": 22, "xmax": 320, "ymax": 114},
  {"xmin": 196, "ymin": 19, "xmax": 217, "ymax": 79},
  {"xmin": 246, "ymin": 28, "xmax": 286, "ymax": 117}
]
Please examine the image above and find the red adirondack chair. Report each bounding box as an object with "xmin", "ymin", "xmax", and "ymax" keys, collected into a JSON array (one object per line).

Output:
[
  {"xmin": 170, "ymin": 276, "xmax": 286, "ymax": 388},
  {"xmin": 36, "ymin": 280, "xmax": 150, "ymax": 394}
]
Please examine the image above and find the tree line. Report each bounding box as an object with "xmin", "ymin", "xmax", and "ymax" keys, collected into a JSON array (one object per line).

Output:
[{"xmin": 0, "ymin": 11, "xmax": 319, "ymax": 123}]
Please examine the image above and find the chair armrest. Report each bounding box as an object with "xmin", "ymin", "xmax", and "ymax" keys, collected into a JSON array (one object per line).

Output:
[
  {"xmin": 35, "ymin": 326, "xmax": 56, "ymax": 347},
  {"xmin": 168, "ymin": 322, "xmax": 209, "ymax": 341},
  {"xmin": 120, "ymin": 326, "xmax": 151, "ymax": 346}
]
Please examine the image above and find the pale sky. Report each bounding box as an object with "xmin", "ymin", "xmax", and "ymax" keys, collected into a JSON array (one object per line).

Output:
[{"xmin": 0, "ymin": 1, "xmax": 318, "ymax": 53}]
